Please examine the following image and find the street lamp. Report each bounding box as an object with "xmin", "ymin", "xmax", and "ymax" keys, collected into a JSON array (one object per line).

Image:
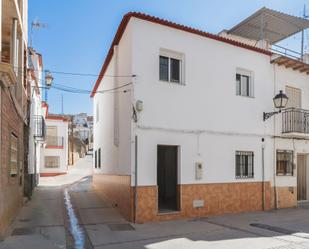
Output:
[
  {"xmin": 45, "ymin": 71, "xmax": 53, "ymax": 88},
  {"xmin": 263, "ymin": 90, "xmax": 288, "ymax": 121}
]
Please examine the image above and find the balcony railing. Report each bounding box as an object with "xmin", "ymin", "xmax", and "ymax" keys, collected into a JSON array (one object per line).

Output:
[
  {"xmin": 46, "ymin": 136, "xmax": 64, "ymax": 148},
  {"xmin": 34, "ymin": 115, "xmax": 46, "ymax": 140},
  {"xmin": 282, "ymin": 108, "xmax": 309, "ymax": 134}
]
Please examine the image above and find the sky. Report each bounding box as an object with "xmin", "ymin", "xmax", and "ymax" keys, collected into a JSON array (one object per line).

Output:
[{"xmin": 29, "ymin": 0, "xmax": 308, "ymax": 115}]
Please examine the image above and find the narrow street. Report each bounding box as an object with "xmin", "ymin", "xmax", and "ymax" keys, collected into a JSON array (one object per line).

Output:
[{"xmin": 0, "ymin": 154, "xmax": 309, "ymax": 249}]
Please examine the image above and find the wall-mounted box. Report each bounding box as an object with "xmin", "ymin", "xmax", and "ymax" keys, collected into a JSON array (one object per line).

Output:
[
  {"xmin": 195, "ymin": 162, "xmax": 203, "ymax": 180},
  {"xmin": 193, "ymin": 199, "xmax": 204, "ymax": 208}
]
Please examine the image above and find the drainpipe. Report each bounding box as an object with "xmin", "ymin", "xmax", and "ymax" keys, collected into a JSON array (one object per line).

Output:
[
  {"xmin": 261, "ymin": 138, "xmax": 265, "ymax": 210},
  {"xmin": 134, "ymin": 135, "xmax": 138, "ymax": 223},
  {"xmin": 273, "ymin": 64, "xmax": 278, "ymax": 209}
]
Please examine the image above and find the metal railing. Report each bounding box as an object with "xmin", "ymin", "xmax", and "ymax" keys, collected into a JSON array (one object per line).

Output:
[
  {"xmin": 282, "ymin": 108, "xmax": 309, "ymax": 134},
  {"xmin": 46, "ymin": 136, "xmax": 64, "ymax": 147},
  {"xmin": 33, "ymin": 115, "xmax": 46, "ymax": 140},
  {"xmin": 270, "ymin": 44, "xmax": 302, "ymax": 61}
]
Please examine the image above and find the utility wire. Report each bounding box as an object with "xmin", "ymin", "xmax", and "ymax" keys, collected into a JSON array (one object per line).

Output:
[
  {"xmin": 49, "ymin": 82, "xmax": 133, "ymax": 95},
  {"xmin": 16, "ymin": 65, "xmax": 135, "ymax": 78}
]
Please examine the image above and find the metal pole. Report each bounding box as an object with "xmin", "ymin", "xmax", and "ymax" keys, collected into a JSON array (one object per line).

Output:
[{"xmin": 301, "ymin": 5, "xmax": 306, "ymax": 58}]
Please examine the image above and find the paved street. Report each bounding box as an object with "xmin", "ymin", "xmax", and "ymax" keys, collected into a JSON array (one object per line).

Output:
[{"xmin": 1, "ymin": 155, "xmax": 309, "ymax": 249}]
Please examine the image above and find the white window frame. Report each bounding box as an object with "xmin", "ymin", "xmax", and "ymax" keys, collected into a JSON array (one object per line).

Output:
[
  {"xmin": 236, "ymin": 68, "xmax": 254, "ymax": 98},
  {"xmin": 159, "ymin": 49, "xmax": 185, "ymax": 85}
]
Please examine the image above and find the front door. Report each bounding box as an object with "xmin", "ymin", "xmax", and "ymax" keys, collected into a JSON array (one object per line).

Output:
[
  {"xmin": 157, "ymin": 145, "xmax": 179, "ymax": 212},
  {"xmin": 297, "ymin": 154, "xmax": 307, "ymax": 201}
]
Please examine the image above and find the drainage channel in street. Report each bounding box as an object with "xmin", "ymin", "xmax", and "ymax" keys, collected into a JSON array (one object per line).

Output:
[{"xmin": 63, "ymin": 187, "xmax": 93, "ymax": 249}]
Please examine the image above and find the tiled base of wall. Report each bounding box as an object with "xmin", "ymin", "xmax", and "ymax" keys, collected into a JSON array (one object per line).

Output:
[
  {"xmin": 40, "ymin": 172, "xmax": 67, "ymax": 177},
  {"xmin": 135, "ymin": 182, "xmax": 271, "ymax": 223},
  {"xmin": 271, "ymin": 187, "xmax": 297, "ymax": 209},
  {"xmin": 93, "ymin": 174, "xmax": 132, "ymax": 220},
  {"xmin": 92, "ymin": 175, "xmax": 299, "ymax": 223}
]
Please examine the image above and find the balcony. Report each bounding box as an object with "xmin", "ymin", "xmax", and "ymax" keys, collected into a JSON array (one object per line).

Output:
[
  {"xmin": 282, "ymin": 108, "xmax": 309, "ymax": 134},
  {"xmin": 46, "ymin": 136, "xmax": 64, "ymax": 149},
  {"xmin": 33, "ymin": 115, "xmax": 46, "ymax": 141}
]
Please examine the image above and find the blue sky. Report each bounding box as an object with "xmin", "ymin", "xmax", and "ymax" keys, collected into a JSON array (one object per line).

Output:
[{"xmin": 29, "ymin": 0, "xmax": 308, "ymax": 115}]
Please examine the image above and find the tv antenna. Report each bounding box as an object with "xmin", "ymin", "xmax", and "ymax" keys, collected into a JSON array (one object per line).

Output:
[{"xmin": 30, "ymin": 18, "xmax": 48, "ymax": 47}]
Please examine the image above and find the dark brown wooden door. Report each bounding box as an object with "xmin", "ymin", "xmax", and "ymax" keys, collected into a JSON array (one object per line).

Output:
[{"xmin": 297, "ymin": 155, "xmax": 307, "ymax": 201}]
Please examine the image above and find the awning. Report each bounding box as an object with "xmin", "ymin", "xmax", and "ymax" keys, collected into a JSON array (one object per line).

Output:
[
  {"xmin": 227, "ymin": 7, "xmax": 309, "ymax": 44},
  {"xmin": 271, "ymin": 55, "xmax": 309, "ymax": 75}
]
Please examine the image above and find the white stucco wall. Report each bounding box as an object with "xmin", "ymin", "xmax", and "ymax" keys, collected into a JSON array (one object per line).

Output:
[
  {"xmin": 131, "ymin": 18, "xmax": 274, "ymax": 186},
  {"xmin": 93, "ymin": 22, "xmax": 133, "ymax": 175},
  {"xmin": 93, "ymin": 17, "xmax": 309, "ymax": 190}
]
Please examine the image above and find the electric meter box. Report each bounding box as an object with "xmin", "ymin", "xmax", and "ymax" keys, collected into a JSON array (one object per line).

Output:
[{"xmin": 195, "ymin": 162, "xmax": 203, "ymax": 180}]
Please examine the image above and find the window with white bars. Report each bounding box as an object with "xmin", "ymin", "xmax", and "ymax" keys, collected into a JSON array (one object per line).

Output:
[
  {"xmin": 10, "ymin": 133, "xmax": 18, "ymax": 176},
  {"xmin": 236, "ymin": 68, "xmax": 254, "ymax": 97},
  {"xmin": 45, "ymin": 156, "xmax": 60, "ymax": 168},
  {"xmin": 235, "ymin": 151, "xmax": 254, "ymax": 178}
]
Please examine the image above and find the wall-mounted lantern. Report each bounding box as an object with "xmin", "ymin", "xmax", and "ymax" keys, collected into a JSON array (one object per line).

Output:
[{"xmin": 263, "ymin": 90, "xmax": 288, "ymax": 121}]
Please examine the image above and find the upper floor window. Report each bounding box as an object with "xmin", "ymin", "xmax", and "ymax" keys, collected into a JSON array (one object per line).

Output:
[
  {"xmin": 159, "ymin": 49, "xmax": 184, "ymax": 84},
  {"xmin": 235, "ymin": 151, "xmax": 254, "ymax": 179},
  {"xmin": 285, "ymin": 86, "xmax": 301, "ymax": 108},
  {"xmin": 236, "ymin": 68, "xmax": 253, "ymax": 97},
  {"xmin": 47, "ymin": 126, "xmax": 57, "ymax": 137}
]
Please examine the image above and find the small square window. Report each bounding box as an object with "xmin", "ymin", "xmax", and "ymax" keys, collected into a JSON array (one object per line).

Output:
[
  {"xmin": 159, "ymin": 50, "xmax": 183, "ymax": 84},
  {"xmin": 236, "ymin": 69, "xmax": 253, "ymax": 97},
  {"xmin": 235, "ymin": 151, "xmax": 254, "ymax": 178}
]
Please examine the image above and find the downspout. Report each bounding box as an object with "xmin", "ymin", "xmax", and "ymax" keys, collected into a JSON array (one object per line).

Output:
[
  {"xmin": 273, "ymin": 63, "xmax": 278, "ymax": 209},
  {"xmin": 261, "ymin": 138, "xmax": 265, "ymax": 210},
  {"xmin": 134, "ymin": 135, "xmax": 138, "ymax": 223}
]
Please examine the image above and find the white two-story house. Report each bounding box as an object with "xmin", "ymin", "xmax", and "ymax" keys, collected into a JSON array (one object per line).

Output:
[
  {"xmin": 40, "ymin": 107, "xmax": 69, "ymax": 177},
  {"xmin": 91, "ymin": 8, "xmax": 309, "ymax": 223}
]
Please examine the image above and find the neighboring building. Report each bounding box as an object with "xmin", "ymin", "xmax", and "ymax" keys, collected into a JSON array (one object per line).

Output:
[
  {"xmin": 73, "ymin": 112, "xmax": 87, "ymax": 127},
  {"xmin": 26, "ymin": 48, "xmax": 45, "ymax": 197},
  {"xmin": 72, "ymin": 113, "xmax": 93, "ymax": 150},
  {"xmin": 0, "ymin": 0, "xmax": 29, "ymax": 235},
  {"xmin": 41, "ymin": 112, "xmax": 69, "ymax": 176},
  {"xmin": 91, "ymin": 8, "xmax": 309, "ymax": 223}
]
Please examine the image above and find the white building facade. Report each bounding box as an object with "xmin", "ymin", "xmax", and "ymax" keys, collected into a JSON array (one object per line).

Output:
[
  {"xmin": 92, "ymin": 10, "xmax": 309, "ymax": 222},
  {"xmin": 40, "ymin": 114, "xmax": 69, "ymax": 176},
  {"xmin": 27, "ymin": 49, "xmax": 45, "ymax": 192}
]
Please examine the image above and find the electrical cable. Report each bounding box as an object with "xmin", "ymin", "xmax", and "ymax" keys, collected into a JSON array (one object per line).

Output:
[
  {"xmin": 49, "ymin": 82, "xmax": 133, "ymax": 95},
  {"xmin": 15, "ymin": 65, "xmax": 135, "ymax": 78}
]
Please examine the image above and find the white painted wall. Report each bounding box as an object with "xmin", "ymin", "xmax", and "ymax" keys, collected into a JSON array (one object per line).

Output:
[
  {"xmin": 93, "ymin": 17, "xmax": 309, "ymax": 190},
  {"xmin": 28, "ymin": 52, "xmax": 43, "ymax": 176},
  {"xmin": 93, "ymin": 22, "xmax": 133, "ymax": 175},
  {"xmin": 41, "ymin": 119, "xmax": 69, "ymax": 174}
]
